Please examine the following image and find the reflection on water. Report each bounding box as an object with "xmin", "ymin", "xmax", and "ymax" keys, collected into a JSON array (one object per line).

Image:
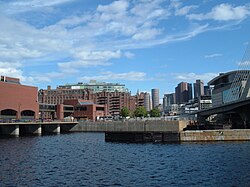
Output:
[{"xmin": 0, "ymin": 133, "xmax": 249, "ymax": 187}]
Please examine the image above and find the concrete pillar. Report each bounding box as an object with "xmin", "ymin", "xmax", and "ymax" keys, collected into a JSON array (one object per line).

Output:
[
  {"xmin": 0, "ymin": 125, "xmax": 19, "ymax": 137},
  {"xmin": 42, "ymin": 124, "xmax": 60, "ymax": 134},
  {"xmin": 55, "ymin": 124, "xmax": 60, "ymax": 134},
  {"xmin": 20, "ymin": 124, "xmax": 42, "ymax": 135}
]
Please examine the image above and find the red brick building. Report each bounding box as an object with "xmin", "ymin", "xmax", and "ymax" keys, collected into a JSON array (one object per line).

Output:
[
  {"xmin": 63, "ymin": 99, "xmax": 106, "ymax": 121},
  {"xmin": 39, "ymin": 86, "xmax": 146, "ymax": 116},
  {"xmin": 0, "ymin": 76, "xmax": 39, "ymax": 121}
]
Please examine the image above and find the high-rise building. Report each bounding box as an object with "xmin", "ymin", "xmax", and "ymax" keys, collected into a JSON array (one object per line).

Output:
[
  {"xmin": 175, "ymin": 82, "xmax": 193, "ymax": 104},
  {"xmin": 194, "ymin": 80, "xmax": 204, "ymax": 98},
  {"xmin": 163, "ymin": 93, "xmax": 175, "ymax": 112},
  {"xmin": 144, "ymin": 92, "xmax": 151, "ymax": 112},
  {"xmin": 151, "ymin": 89, "xmax": 159, "ymax": 108},
  {"xmin": 188, "ymin": 83, "xmax": 193, "ymax": 101},
  {"xmin": 204, "ymin": 85, "xmax": 211, "ymax": 96}
]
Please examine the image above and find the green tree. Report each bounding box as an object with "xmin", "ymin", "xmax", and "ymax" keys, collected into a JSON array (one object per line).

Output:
[
  {"xmin": 120, "ymin": 107, "xmax": 130, "ymax": 118},
  {"xmin": 134, "ymin": 106, "xmax": 148, "ymax": 117},
  {"xmin": 150, "ymin": 108, "xmax": 161, "ymax": 117}
]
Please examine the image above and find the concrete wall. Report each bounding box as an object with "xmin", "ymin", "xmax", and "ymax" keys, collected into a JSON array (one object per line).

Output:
[
  {"xmin": 70, "ymin": 120, "xmax": 189, "ymax": 132},
  {"xmin": 180, "ymin": 129, "xmax": 250, "ymax": 141}
]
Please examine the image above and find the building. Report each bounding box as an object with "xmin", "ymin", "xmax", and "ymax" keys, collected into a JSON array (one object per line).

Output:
[
  {"xmin": 165, "ymin": 104, "xmax": 181, "ymax": 116},
  {"xmin": 163, "ymin": 93, "xmax": 175, "ymax": 113},
  {"xmin": 151, "ymin": 89, "xmax": 159, "ymax": 108},
  {"xmin": 0, "ymin": 76, "xmax": 39, "ymax": 122},
  {"xmin": 204, "ymin": 85, "xmax": 211, "ymax": 96},
  {"xmin": 39, "ymin": 86, "xmax": 145, "ymax": 117},
  {"xmin": 175, "ymin": 82, "xmax": 193, "ymax": 104},
  {"xmin": 144, "ymin": 92, "xmax": 151, "ymax": 112},
  {"xmin": 63, "ymin": 99, "xmax": 106, "ymax": 121},
  {"xmin": 208, "ymin": 70, "xmax": 250, "ymax": 107},
  {"xmin": 57, "ymin": 80, "xmax": 129, "ymax": 93},
  {"xmin": 193, "ymin": 80, "xmax": 204, "ymax": 98},
  {"xmin": 198, "ymin": 96, "xmax": 212, "ymax": 110}
]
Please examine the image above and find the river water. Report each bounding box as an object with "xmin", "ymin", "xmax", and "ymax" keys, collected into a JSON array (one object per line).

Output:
[{"xmin": 0, "ymin": 133, "xmax": 249, "ymax": 187}]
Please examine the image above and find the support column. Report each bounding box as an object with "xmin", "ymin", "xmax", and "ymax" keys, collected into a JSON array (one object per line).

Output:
[
  {"xmin": 20, "ymin": 124, "xmax": 42, "ymax": 135},
  {"xmin": 42, "ymin": 124, "xmax": 60, "ymax": 134},
  {"xmin": 0, "ymin": 125, "xmax": 19, "ymax": 137}
]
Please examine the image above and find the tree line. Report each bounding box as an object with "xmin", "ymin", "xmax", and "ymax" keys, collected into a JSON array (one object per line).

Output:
[{"xmin": 120, "ymin": 106, "xmax": 161, "ymax": 118}]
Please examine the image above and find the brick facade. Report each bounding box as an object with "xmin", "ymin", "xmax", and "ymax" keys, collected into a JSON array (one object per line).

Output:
[
  {"xmin": 0, "ymin": 76, "xmax": 39, "ymax": 121},
  {"xmin": 39, "ymin": 87, "xmax": 146, "ymax": 116}
]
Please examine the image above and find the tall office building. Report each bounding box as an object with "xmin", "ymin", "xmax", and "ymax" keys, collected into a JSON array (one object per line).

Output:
[
  {"xmin": 204, "ymin": 85, "xmax": 211, "ymax": 96},
  {"xmin": 144, "ymin": 92, "xmax": 151, "ymax": 112},
  {"xmin": 175, "ymin": 82, "xmax": 193, "ymax": 104},
  {"xmin": 163, "ymin": 93, "xmax": 175, "ymax": 112},
  {"xmin": 151, "ymin": 89, "xmax": 159, "ymax": 108},
  {"xmin": 194, "ymin": 80, "xmax": 204, "ymax": 98}
]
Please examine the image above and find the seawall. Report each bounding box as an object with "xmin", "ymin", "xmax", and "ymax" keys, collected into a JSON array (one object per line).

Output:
[
  {"xmin": 180, "ymin": 129, "xmax": 250, "ymax": 141},
  {"xmin": 71, "ymin": 121, "xmax": 250, "ymax": 142},
  {"xmin": 70, "ymin": 120, "xmax": 188, "ymax": 132}
]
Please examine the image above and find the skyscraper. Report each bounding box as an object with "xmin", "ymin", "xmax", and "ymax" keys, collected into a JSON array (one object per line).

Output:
[
  {"xmin": 204, "ymin": 85, "xmax": 211, "ymax": 96},
  {"xmin": 175, "ymin": 82, "xmax": 193, "ymax": 104},
  {"xmin": 151, "ymin": 89, "xmax": 159, "ymax": 108},
  {"xmin": 144, "ymin": 92, "xmax": 151, "ymax": 112},
  {"xmin": 163, "ymin": 93, "xmax": 175, "ymax": 112},
  {"xmin": 193, "ymin": 79, "xmax": 204, "ymax": 98}
]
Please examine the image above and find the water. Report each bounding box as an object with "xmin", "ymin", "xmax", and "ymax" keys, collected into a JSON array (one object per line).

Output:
[{"xmin": 0, "ymin": 133, "xmax": 249, "ymax": 187}]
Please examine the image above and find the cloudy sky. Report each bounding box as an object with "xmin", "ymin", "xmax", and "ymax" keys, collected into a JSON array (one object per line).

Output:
[{"xmin": 0, "ymin": 0, "xmax": 250, "ymax": 96}]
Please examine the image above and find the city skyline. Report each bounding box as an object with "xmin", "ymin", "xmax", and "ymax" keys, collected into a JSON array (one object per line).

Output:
[{"xmin": 0, "ymin": 0, "xmax": 250, "ymax": 96}]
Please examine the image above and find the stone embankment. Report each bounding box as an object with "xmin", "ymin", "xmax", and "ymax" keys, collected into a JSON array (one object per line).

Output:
[{"xmin": 71, "ymin": 120, "xmax": 250, "ymax": 142}]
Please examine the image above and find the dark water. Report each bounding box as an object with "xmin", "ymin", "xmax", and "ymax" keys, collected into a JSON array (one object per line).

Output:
[{"xmin": 0, "ymin": 133, "xmax": 249, "ymax": 187}]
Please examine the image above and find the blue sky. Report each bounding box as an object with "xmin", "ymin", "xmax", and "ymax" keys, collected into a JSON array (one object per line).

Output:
[{"xmin": 0, "ymin": 0, "xmax": 250, "ymax": 98}]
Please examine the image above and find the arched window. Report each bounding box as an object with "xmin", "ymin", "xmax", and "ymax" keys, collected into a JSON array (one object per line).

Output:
[
  {"xmin": 1, "ymin": 109, "xmax": 17, "ymax": 116},
  {"xmin": 21, "ymin": 110, "xmax": 35, "ymax": 117}
]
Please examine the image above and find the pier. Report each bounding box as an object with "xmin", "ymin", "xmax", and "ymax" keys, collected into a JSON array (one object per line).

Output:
[{"xmin": 0, "ymin": 122, "xmax": 78, "ymax": 136}]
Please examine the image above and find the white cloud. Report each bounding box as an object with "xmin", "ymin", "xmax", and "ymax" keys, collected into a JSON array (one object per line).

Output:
[
  {"xmin": 73, "ymin": 50, "xmax": 122, "ymax": 61},
  {"xmin": 188, "ymin": 3, "xmax": 250, "ymax": 21},
  {"xmin": 97, "ymin": 0, "xmax": 129, "ymax": 14},
  {"xmin": 0, "ymin": 67, "xmax": 23, "ymax": 79},
  {"xmin": 175, "ymin": 5, "xmax": 198, "ymax": 16},
  {"xmin": 124, "ymin": 51, "xmax": 135, "ymax": 58},
  {"xmin": 0, "ymin": 0, "xmax": 248, "ymax": 86},
  {"xmin": 79, "ymin": 71, "xmax": 147, "ymax": 81},
  {"xmin": 0, "ymin": 62, "xmax": 22, "ymax": 69},
  {"xmin": 132, "ymin": 28, "xmax": 162, "ymax": 40},
  {"xmin": 6, "ymin": 0, "xmax": 75, "ymax": 14},
  {"xmin": 170, "ymin": 0, "xmax": 198, "ymax": 16},
  {"xmin": 174, "ymin": 72, "xmax": 219, "ymax": 83},
  {"xmin": 205, "ymin": 53, "xmax": 223, "ymax": 58},
  {"xmin": 58, "ymin": 50, "xmax": 125, "ymax": 72}
]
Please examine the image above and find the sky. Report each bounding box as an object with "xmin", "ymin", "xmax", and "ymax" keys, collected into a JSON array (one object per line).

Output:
[{"xmin": 0, "ymin": 0, "xmax": 250, "ymax": 98}]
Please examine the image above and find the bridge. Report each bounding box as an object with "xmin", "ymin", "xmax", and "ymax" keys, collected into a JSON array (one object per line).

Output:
[
  {"xmin": 0, "ymin": 121, "xmax": 78, "ymax": 136},
  {"xmin": 196, "ymin": 44, "xmax": 250, "ymax": 129}
]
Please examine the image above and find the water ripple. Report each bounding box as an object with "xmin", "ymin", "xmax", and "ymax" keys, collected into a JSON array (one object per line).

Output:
[{"xmin": 0, "ymin": 133, "xmax": 249, "ymax": 187}]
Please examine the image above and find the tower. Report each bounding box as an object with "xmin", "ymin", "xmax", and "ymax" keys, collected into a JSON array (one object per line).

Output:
[{"xmin": 151, "ymin": 89, "xmax": 159, "ymax": 108}]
